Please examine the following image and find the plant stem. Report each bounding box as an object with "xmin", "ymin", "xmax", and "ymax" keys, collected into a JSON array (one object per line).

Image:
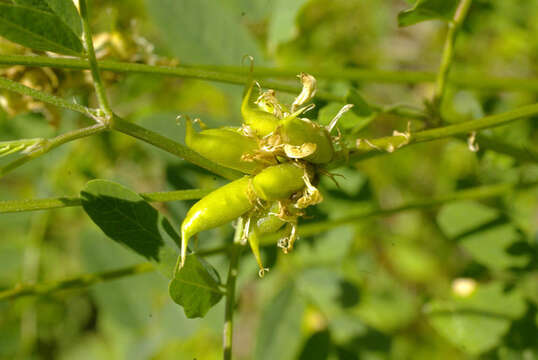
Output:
[
  {"xmin": 433, "ymin": 0, "xmax": 473, "ymax": 109},
  {"xmin": 0, "ymin": 188, "xmax": 214, "ymax": 214},
  {"xmin": 260, "ymin": 181, "xmax": 536, "ymax": 245},
  {"xmin": 0, "ymin": 78, "xmax": 243, "ymax": 179},
  {"xmin": 336, "ymin": 102, "xmax": 538, "ymax": 166},
  {"xmin": 78, "ymin": 0, "xmax": 113, "ymax": 121},
  {"xmin": 0, "ymin": 76, "xmax": 96, "ymax": 118},
  {"xmin": 0, "ymin": 263, "xmax": 155, "ymax": 301},
  {"xmin": 110, "ymin": 115, "xmax": 242, "ymax": 180},
  {"xmin": 0, "ymin": 123, "xmax": 106, "ymax": 178},
  {"xmin": 4, "ymin": 181, "xmax": 535, "ymax": 301},
  {"xmin": 223, "ymin": 218, "xmax": 244, "ymax": 360},
  {"xmin": 2, "ymin": 54, "xmax": 538, "ymax": 92},
  {"xmin": 0, "ymin": 245, "xmax": 230, "ymax": 302}
]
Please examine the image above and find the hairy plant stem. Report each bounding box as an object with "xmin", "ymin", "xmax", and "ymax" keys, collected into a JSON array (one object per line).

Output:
[
  {"xmin": 334, "ymin": 102, "xmax": 538, "ymax": 167},
  {"xmin": 110, "ymin": 115, "xmax": 242, "ymax": 180},
  {"xmin": 0, "ymin": 263, "xmax": 155, "ymax": 301},
  {"xmin": 223, "ymin": 218, "xmax": 244, "ymax": 360},
  {"xmin": 78, "ymin": 0, "xmax": 113, "ymax": 121},
  {"xmin": 3, "ymin": 181, "xmax": 535, "ymax": 302},
  {"xmin": 2, "ymin": 54, "xmax": 538, "ymax": 92},
  {"xmin": 0, "ymin": 188, "xmax": 214, "ymax": 214},
  {"xmin": 0, "ymin": 79, "xmax": 241, "ymax": 180},
  {"xmin": 0, "ymin": 123, "xmax": 106, "ymax": 178},
  {"xmin": 432, "ymin": 0, "xmax": 473, "ymax": 114},
  {"xmin": 0, "ymin": 76, "xmax": 96, "ymax": 118},
  {"xmin": 260, "ymin": 181, "xmax": 536, "ymax": 245},
  {"xmin": 0, "ymin": 244, "xmax": 229, "ymax": 302}
]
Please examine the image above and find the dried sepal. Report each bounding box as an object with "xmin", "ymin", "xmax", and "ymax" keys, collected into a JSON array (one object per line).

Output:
[{"xmin": 291, "ymin": 73, "xmax": 317, "ymax": 112}]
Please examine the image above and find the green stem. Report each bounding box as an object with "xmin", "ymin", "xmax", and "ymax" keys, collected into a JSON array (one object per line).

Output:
[
  {"xmin": 2, "ymin": 54, "xmax": 538, "ymax": 92},
  {"xmin": 433, "ymin": 0, "xmax": 473, "ymax": 109},
  {"xmin": 0, "ymin": 263, "xmax": 155, "ymax": 301},
  {"xmin": 0, "ymin": 76, "xmax": 96, "ymax": 118},
  {"xmin": 0, "ymin": 123, "xmax": 106, "ymax": 178},
  {"xmin": 0, "ymin": 78, "xmax": 242, "ymax": 180},
  {"xmin": 260, "ymin": 181, "xmax": 535, "ymax": 245},
  {"xmin": 78, "ymin": 0, "xmax": 113, "ymax": 121},
  {"xmin": 0, "ymin": 188, "xmax": 214, "ymax": 214},
  {"xmin": 110, "ymin": 115, "xmax": 242, "ymax": 180},
  {"xmin": 3, "ymin": 182, "xmax": 535, "ymax": 302},
  {"xmin": 223, "ymin": 218, "xmax": 244, "ymax": 360},
  {"xmin": 336, "ymin": 102, "xmax": 538, "ymax": 166},
  {"xmin": 0, "ymin": 246, "xmax": 229, "ymax": 302}
]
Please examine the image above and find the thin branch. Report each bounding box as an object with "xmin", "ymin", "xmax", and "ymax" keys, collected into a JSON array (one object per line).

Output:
[
  {"xmin": 0, "ymin": 78, "xmax": 242, "ymax": 180},
  {"xmin": 0, "ymin": 123, "xmax": 106, "ymax": 178},
  {"xmin": 0, "ymin": 188, "xmax": 214, "ymax": 214},
  {"xmin": 0, "ymin": 76, "xmax": 96, "ymax": 118},
  {"xmin": 3, "ymin": 181, "xmax": 536, "ymax": 302},
  {"xmin": 78, "ymin": 0, "xmax": 113, "ymax": 121},
  {"xmin": 223, "ymin": 218, "xmax": 244, "ymax": 360},
  {"xmin": 0, "ymin": 263, "xmax": 155, "ymax": 301},
  {"xmin": 334, "ymin": 102, "xmax": 538, "ymax": 167},
  {"xmin": 0, "ymin": 245, "xmax": 230, "ymax": 302},
  {"xmin": 110, "ymin": 115, "xmax": 242, "ymax": 180},
  {"xmin": 1, "ymin": 54, "xmax": 538, "ymax": 92},
  {"xmin": 433, "ymin": 0, "xmax": 473, "ymax": 109},
  {"xmin": 260, "ymin": 181, "xmax": 536, "ymax": 245}
]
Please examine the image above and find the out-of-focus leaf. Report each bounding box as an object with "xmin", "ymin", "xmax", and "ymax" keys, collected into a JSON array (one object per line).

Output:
[
  {"xmin": 297, "ymin": 329, "xmax": 331, "ymax": 360},
  {"xmin": 460, "ymin": 224, "xmax": 530, "ymax": 270},
  {"xmin": 353, "ymin": 270, "xmax": 418, "ymax": 332},
  {"xmin": 80, "ymin": 180, "xmax": 179, "ymax": 277},
  {"xmin": 346, "ymin": 89, "xmax": 374, "ymax": 117},
  {"xmin": 437, "ymin": 200, "xmax": 499, "ymax": 239},
  {"xmin": 426, "ymin": 282, "xmax": 527, "ymax": 355},
  {"xmin": 398, "ymin": 0, "xmax": 459, "ymax": 27},
  {"xmin": 255, "ymin": 283, "xmax": 306, "ymax": 360},
  {"xmin": 145, "ymin": 0, "xmax": 264, "ymax": 65},
  {"xmin": 0, "ymin": 3, "xmax": 83, "ymax": 55},
  {"xmin": 169, "ymin": 254, "xmax": 223, "ymax": 319},
  {"xmin": 267, "ymin": 0, "xmax": 310, "ymax": 53},
  {"xmin": 437, "ymin": 201, "xmax": 529, "ymax": 270},
  {"xmin": 297, "ymin": 268, "xmax": 343, "ymax": 317},
  {"xmin": 386, "ymin": 243, "xmax": 441, "ymax": 283}
]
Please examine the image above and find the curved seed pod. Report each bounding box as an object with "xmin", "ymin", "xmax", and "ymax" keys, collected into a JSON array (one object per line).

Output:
[
  {"xmin": 279, "ymin": 117, "xmax": 334, "ymax": 164},
  {"xmin": 179, "ymin": 176, "xmax": 255, "ymax": 269},
  {"xmin": 241, "ymin": 81, "xmax": 281, "ymax": 137},
  {"xmin": 185, "ymin": 119, "xmax": 263, "ymax": 174},
  {"xmin": 247, "ymin": 202, "xmax": 287, "ymax": 276},
  {"xmin": 251, "ymin": 162, "xmax": 305, "ymax": 201}
]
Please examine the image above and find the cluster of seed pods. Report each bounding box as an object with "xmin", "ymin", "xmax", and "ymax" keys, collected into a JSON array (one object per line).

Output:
[{"xmin": 178, "ymin": 73, "xmax": 352, "ymax": 277}]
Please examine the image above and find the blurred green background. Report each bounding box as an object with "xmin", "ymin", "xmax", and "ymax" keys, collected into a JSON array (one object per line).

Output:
[{"xmin": 1, "ymin": 0, "xmax": 537, "ymax": 359}]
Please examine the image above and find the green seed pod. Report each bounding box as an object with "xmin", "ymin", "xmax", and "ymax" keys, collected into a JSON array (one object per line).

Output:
[
  {"xmin": 279, "ymin": 117, "xmax": 334, "ymax": 164},
  {"xmin": 180, "ymin": 176, "xmax": 254, "ymax": 268},
  {"xmin": 185, "ymin": 119, "xmax": 262, "ymax": 174},
  {"xmin": 251, "ymin": 162, "xmax": 305, "ymax": 201},
  {"xmin": 241, "ymin": 81, "xmax": 281, "ymax": 137},
  {"xmin": 247, "ymin": 202, "xmax": 287, "ymax": 276}
]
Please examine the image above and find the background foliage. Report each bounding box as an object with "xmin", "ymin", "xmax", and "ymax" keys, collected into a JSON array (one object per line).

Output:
[{"xmin": 0, "ymin": 0, "xmax": 537, "ymax": 359}]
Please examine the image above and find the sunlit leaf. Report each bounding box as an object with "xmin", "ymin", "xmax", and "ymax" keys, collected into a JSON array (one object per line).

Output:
[
  {"xmin": 145, "ymin": 0, "xmax": 263, "ymax": 65},
  {"xmin": 426, "ymin": 282, "xmax": 527, "ymax": 355},
  {"xmin": 255, "ymin": 283, "xmax": 306, "ymax": 360},
  {"xmin": 0, "ymin": 3, "xmax": 82, "ymax": 55},
  {"xmin": 169, "ymin": 254, "xmax": 223, "ymax": 318},
  {"xmin": 81, "ymin": 179, "xmax": 179, "ymax": 277}
]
